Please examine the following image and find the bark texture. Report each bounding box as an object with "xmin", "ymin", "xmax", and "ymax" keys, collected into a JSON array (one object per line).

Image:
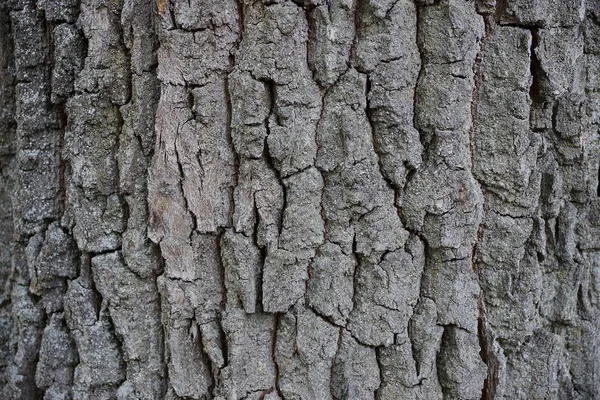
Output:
[{"xmin": 1, "ymin": 0, "xmax": 599, "ymax": 399}]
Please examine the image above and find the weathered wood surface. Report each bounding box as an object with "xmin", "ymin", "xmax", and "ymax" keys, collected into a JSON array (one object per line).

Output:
[{"xmin": 1, "ymin": 0, "xmax": 599, "ymax": 399}]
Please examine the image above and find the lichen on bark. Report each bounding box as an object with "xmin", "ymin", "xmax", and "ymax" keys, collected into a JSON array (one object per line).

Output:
[{"xmin": 1, "ymin": 0, "xmax": 600, "ymax": 399}]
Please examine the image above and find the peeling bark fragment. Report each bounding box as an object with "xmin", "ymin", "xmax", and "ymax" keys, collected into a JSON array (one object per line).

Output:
[
  {"xmin": 263, "ymin": 249, "xmax": 306, "ymax": 313},
  {"xmin": 12, "ymin": 11, "xmax": 59, "ymax": 233},
  {"xmin": 330, "ymin": 330, "xmax": 380, "ymax": 399},
  {"xmin": 119, "ymin": 73, "xmax": 163, "ymax": 280},
  {"xmin": 34, "ymin": 223, "xmax": 78, "ymax": 281},
  {"xmin": 377, "ymin": 297, "xmax": 445, "ymax": 399},
  {"xmin": 265, "ymin": 79, "xmax": 322, "ymax": 177},
  {"xmin": 368, "ymin": 57, "xmax": 422, "ymax": 188},
  {"xmin": 77, "ymin": 0, "xmax": 131, "ymax": 105},
  {"xmin": 316, "ymin": 68, "xmax": 406, "ymax": 258},
  {"xmin": 236, "ymin": 1, "xmax": 311, "ymax": 85},
  {"xmin": 65, "ymin": 279, "xmax": 125, "ymax": 399},
  {"xmin": 28, "ymin": 222, "xmax": 78, "ymax": 313},
  {"xmin": 279, "ymin": 167, "xmax": 324, "ymax": 256},
  {"xmin": 307, "ymin": 0, "xmax": 355, "ymax": 87},
  {"xmin": 156, "ymin": 81, "xmax": 235, "ymax": 234},
  {"xmin": 421, "ymin": 254, "xmax": 481, "ymax": 330},
  {"xmin": 7, "ymin": 284, "xmax": 45, "ymax": 400},
  {"xmin": 473, "ymin": 26, "xmax": 540, "ymax": 214},
  {"xmin": 148, "ymin": 84, "xmax": 195, "ymax": 246},
  {"xmin": 65, "ymin": 94, "xmax": 125, "ymax": 252},
  {"xmin": 436, "ymin": 325, "xmax": 487, "ymax": 400},
  {"xmin": 499, "ymin": 0, "xmax": 586, "ymax": 28},
  {"xmin": 275, "ymin": 307, "xmax": 339, "ymax": 400},
  {"xmin": 157, "ymin": 276, "xmax": 213, "ymax": 399},
  {"xmin": 232, "ymin": 157, "xmax": 284, "ymax": 251},
  {"xmin": 182, "ymin": 81, "xmax": 235, "ymax": 233},
  {"xmin": 348, "ymin": 249, "xmax": 421, "ymax": 347},
  {"xmin": 403, "ymin": 166, "xmax": 483, "ymax": 251},
  {"xmin": 221, "ymin": 230, "xmax": 262, "ymax": 313},
  {"xmin": 540, "ymin": 203, "xmax": 585, "ymax": 324},
  {"xmin": 263, "ymin": 167, "xmax": 324, "ymax": 312},
  {"xmin": 172, "ymin": 0, "xmax": 239, "ymax": 32},
  {"xmin": 307, "ymin": 242, "xmax": 355, "ymax": 325},
  {"xmin": 229, "ymin": 70, "xmax": 271, "ymax": 159},
  {"xmin": 218, "ymin": 308, "xmax": 277, "ymax": 399},
  {"xmin": 353, "ymin": 0, "xmax": 417, "ymax": 73},
  {"xmin": 530, "ymin": 26, "xmax": 586, "ymax": 136},
  {"xmin": 504, "ymin": 330, "xmax": 575, "ymax": 399},
  {"xmin": 35, "ymin": 313, "xmax": 77, "ymax": 399},
  {"xmin": 408, "ymin": 298, "xmax": 444, "ymax": 382},
  {"xmin": 477, "ymin": 213, "xmax": 540, "ymax": 340},
  {"xmin": 157, "ymin": 0, "xmax": 239, "ymax": 87},
  {"xmin": 51, "ymin": 24, "xmax": 85, "ymax": 104},
  {"xmin": 91, "ymin": 251, "xmax": 165, "ymax": 399}
]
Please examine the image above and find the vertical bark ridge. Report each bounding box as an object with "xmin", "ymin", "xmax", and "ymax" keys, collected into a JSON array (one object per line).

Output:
[{"xmin": 1, "ymin": 0, "xmax": 600, "ymax": 399}]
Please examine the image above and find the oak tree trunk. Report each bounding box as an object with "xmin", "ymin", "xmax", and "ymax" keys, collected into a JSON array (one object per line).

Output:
[{"xmin": 1, "ymin": 0, "xmax": 600, "ymax": 399}]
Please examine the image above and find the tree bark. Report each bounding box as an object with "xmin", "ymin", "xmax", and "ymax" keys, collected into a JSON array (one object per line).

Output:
[{"xmin": 1, "ymin": 0, "xmax": 599, "ymax": 399}]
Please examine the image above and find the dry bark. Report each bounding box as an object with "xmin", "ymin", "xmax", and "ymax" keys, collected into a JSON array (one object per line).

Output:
[{"xmin": 1, "ymin": 0, "xmax": 599, "ymax": 399}]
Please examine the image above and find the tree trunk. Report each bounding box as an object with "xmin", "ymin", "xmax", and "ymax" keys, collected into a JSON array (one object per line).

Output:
[{"xmin": 1, "ymin": 0, "xmax": 599, "ymax": 399}]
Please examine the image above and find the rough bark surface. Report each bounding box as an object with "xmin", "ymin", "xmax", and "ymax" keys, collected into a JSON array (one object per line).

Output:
[{"xmin": 0, "ymin": 0, "xmax": 599, "ymax": 399}]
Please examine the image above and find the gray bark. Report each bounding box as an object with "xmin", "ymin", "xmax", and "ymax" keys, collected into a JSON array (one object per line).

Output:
[{"xmin": 1, "ymin": 0, "xmax": 599, "ymax": 399}]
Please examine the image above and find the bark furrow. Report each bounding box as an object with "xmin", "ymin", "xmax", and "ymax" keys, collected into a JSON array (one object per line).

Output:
[{"xmin": 1, "ymin": 0, "xmax": 599, "ymax": 399}]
